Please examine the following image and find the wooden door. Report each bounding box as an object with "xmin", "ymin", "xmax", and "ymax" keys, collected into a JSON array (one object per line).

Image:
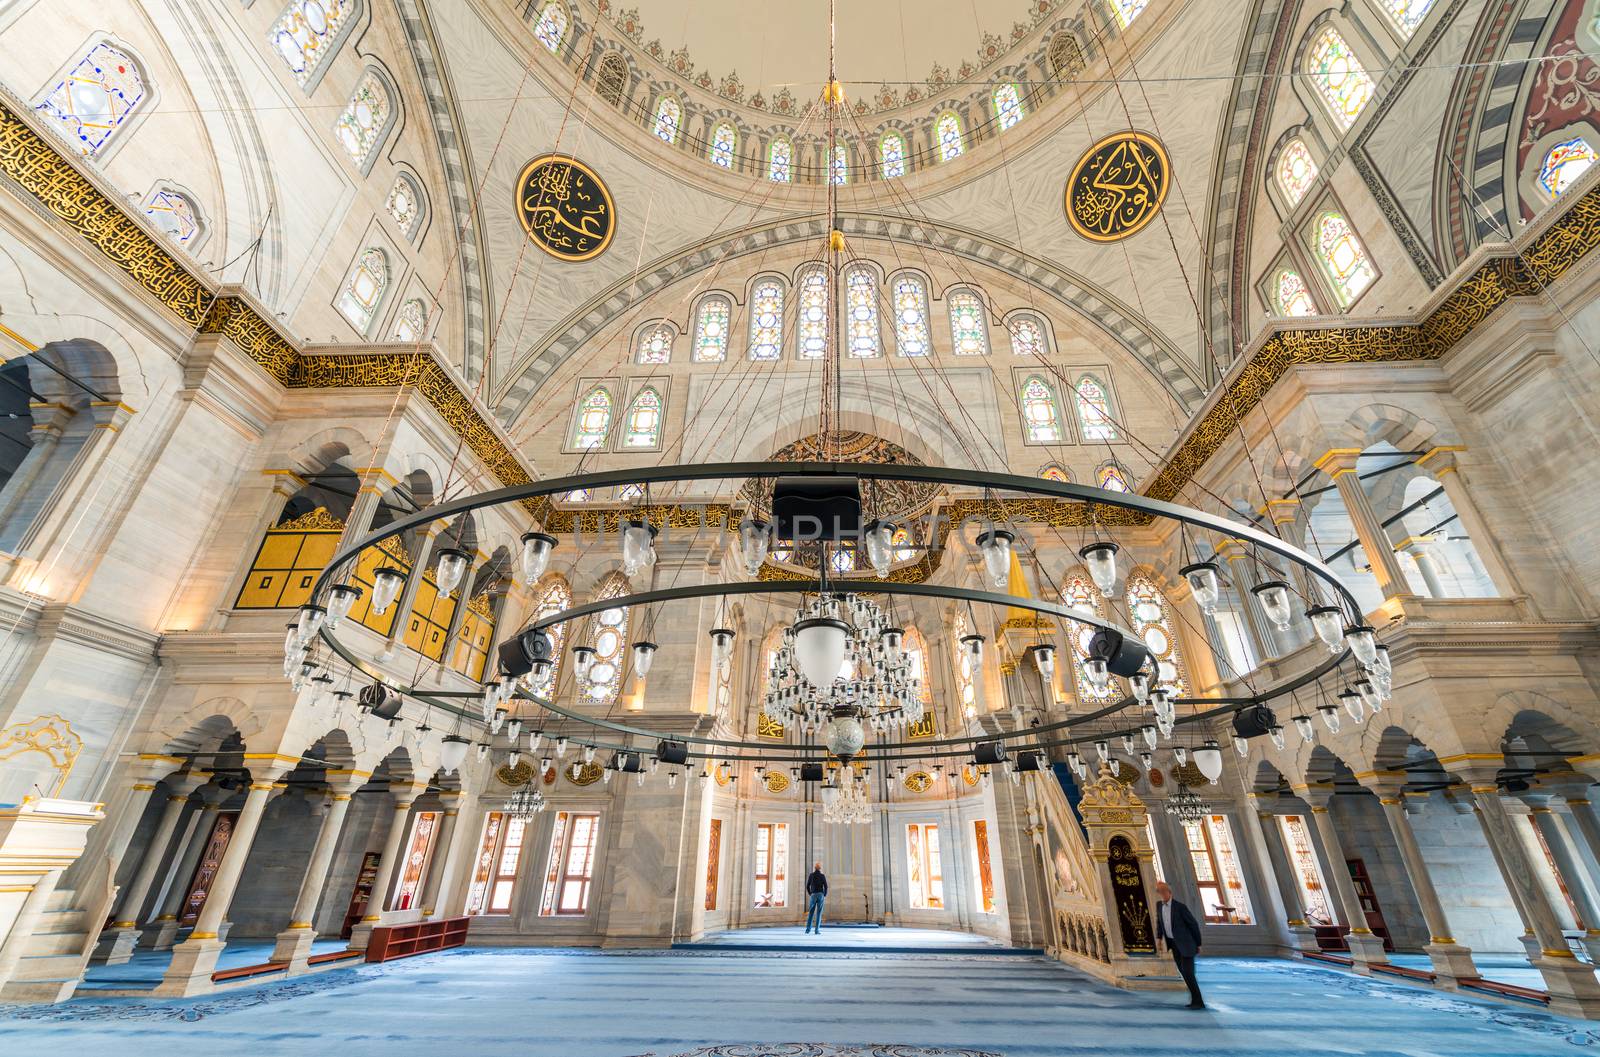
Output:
[
  {"xmin": 341, "ymin": 851, "xmax": 383, "ymax": 938},
  {"xmin": 178, "ymin": 810, "xmax": 238, "ymax": 927}
]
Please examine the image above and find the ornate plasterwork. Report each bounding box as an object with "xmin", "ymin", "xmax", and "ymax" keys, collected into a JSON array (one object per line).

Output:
[{"xmin": 0, "ymin": 714, "xmax": 81, "ymax": 798}]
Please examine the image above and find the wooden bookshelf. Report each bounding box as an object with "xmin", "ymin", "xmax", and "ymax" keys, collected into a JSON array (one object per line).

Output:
[{"xmin": 364, "ymin": 916, "xmax": 471, "ymax": 963}]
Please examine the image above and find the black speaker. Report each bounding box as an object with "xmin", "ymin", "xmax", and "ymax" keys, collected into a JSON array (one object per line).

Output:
[
  {"xmin": 1231, "ymin": 705, "xmax": 1276, "ymax": 739},
  {"xmin": 655, "ymin": 740, "xmax": 688, "ymax": 765},
  {"xmin": 496, "ymin": 627, "xmax": 554, "ymax": 677},
  {"xmin": 799, "ymin": 762, "xmax": 825, "ymax": 782},
  {"xmin": 772, "ymin": 475, "xmax": 860, "ymax": 541},
  {"xmin": 1087, "ymin": 629, "xmax": 1152, "ymax": 678},
  {"xmin": 974, "ymin": 742, "xmax": 1008, "ymax": 765},
  {"xmin": 1015, "ymin": 751, "xmax": 1043, "ymax": 772},
  {"xmin": 359, "ymin": 683, "xmax": 402, "ymax": 720},
  {"xmin": 612, "ymin": 751, "xmax": 644, "ymax": 773}
]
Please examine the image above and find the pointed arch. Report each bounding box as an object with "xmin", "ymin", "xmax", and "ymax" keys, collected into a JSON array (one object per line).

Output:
[
  {"xmin": 693, "ymin": 294, "xmax": 732, "ymax": 362},
  {"xmin": 880, "ymin": 131, "xmax": 907, "ymax": 179},
  {"xmin": 1273, "ymin": 138, "xmax": 1318, "ymax": 208},
  {"xmin": 386, "ymin": 172, "xmax": 427, "ymax": 242},
  {"xmin": 1308, "ymin": 209, "xmax": 1376, "ymax": 307},
  {"xmin": 528, "ymin": 574, "xmax": 573, "ymax": 695},
  {"xmin": 1006, "ymin": 314, "xmax": 1049, "ymax": 357},
  {"xmin": 635, "ymin": 321, "xmax": 674, "ymax": 364},
  {"xmin": 1019, "ymin": 375, "xmax": 1064, "ymax": 444},
  {"xmin": 796, "ymin": 265, "xmax": 829, "ymax": 359},
  {"xmin": 336, "ymin": 247, "xmax": 389, "ymax": 335},
  {"xmin": 710, "ymin": 121, "xmax": 738, "ymax": 168},
  {"xmin": 936, "ymin": 111, "xmax": 965, "ymax": 161},
  {"xmin": 34, "ymin": 39, "xmax": 150, "ymax": 159},
  {"xmin": 595, "ymin": 52, "xmax": 629, "ymax": 106},
  {"xmin": 141, "ymin": 182, "xmax": 207, "ymax": 251},
  {"xmin": 1072, "ymin": 373, "xmax": 1118, "ymax": 441},
  {"xmin": 1126, "ymin": 571, "xmax": 1188, "ymax": 695},
  {"xmin": 622, "ymin": 386, "xmax": 664, "ymax": 448},
  {"xmin": 1303, "ymin": 25, "xmax": 1373, "ymax": 131},
  {"xmin": 392, "ymin": 297, "xmax": 428, "ymax": 343},
  {"xmin": 653, "ymin": 95, "xmax": 682, "ymax": 144},
  {"xmin": 269, "ymin": 0, "xmax": 360, "ymax": 89},
  {"xmin": 571, "ymin": 385, "xmax": 614, "ymax": 449},
  {"xmin": 993, "ymin": 84, "xmax": 1024, "ymax": 130},
  {"xmin": 747, "ymin": 276, "xmax": 786, "ymax": 360},
  {"xmin": 1061, "ymin": 569, "xmax": 1117, "ymax": 705},
  {"xmin": 890, "ymin": 272, "xmax": 932, "ymax": 356},
  {"xmin": 334, "ymin": 68, "xmax": 397, "ymax": 172},
  {"xmin": 533, "ymin": 0, "xmax": 568, "ymax": 51},
  {"xmin": 844, "ymin": 265, "xmax": 881, "ymax": 358},
  {"xmin": 830, "ymin": 144, "xmax": 849, "ymax": 185},
  {"xmin": 947, "ymin": 289, "xmax": 988, "ymax": 355},
  {"xmin": 585, "ymin": 572, "xmax": 632, "ymax": 705},
  {"xmin": 768, "ymin": 137, "xmax": 793, "ymax": 182}
]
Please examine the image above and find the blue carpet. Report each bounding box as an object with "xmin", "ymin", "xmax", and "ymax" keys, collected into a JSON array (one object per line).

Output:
[
  {"xmin": 1384, "ymin": 952, "xmax": 1563, "ymax": 992},
  {"xmin": 1, "ymin": 947, "xmax": 1597, "ymax": 1056},
  {"xmin": 682, "ymin": 927, "xmax": 1032, "ymax": 955},
  {"xmin": 77, "ymin": 939, "xmax": 349, "ymax": 991}
]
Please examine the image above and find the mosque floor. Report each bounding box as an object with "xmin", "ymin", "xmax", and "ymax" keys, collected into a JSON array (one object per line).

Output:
[{"xmin": 0, "ymin": 938, "xmax": 1594, "ymax": 1056}]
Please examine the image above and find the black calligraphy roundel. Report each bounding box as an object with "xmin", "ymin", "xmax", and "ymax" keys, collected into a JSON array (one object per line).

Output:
[
  {"xmin": 1064, "ymin": 131, "xmax": 1171, "ymax": 243},
  {"xmin": 515, "ymin": 154, "xmax": 616, "ymax": 262}
]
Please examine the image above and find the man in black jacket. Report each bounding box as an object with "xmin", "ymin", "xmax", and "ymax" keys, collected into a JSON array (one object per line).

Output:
[
  {"xmin": 805, "ymin": 862, "xmax": 827, "ymax": 934},
  {"xmin": 1153, "ymin": 881, "xmax": 1205, "ymax": 1009}
]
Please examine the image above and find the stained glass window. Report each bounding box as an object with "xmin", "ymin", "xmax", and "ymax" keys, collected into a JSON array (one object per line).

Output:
[
  {"xmin": 1277, "ymin": 814, "xmax": 1335, "ymax": 925},
  {"xmin": 392, "ymin": 298, "xmax": 427, "ymax": 342},
  {"xmin": 1275, "ymin": 139, "xmax": 1318, "ymax": 206},
  {"xmin": 1020, "ymin": 376, "xmax": 1063, "ymax": 443},
  {"xmin": 1127, "ymin": 574, "xmax": 1187, "ymax": 694},
  {"xmin": 143, "ymin": 186, "xmax": 202, "ymax": 246},
  {"xmin": 881, "ymin": 131, "xmax": 907, "ymax": 179},
  {"xmin": 768, "ymin": 137, "xmax": 792, "ymax": 182},
  {"xmin": 1109, "ymin": 0, "xmax": 1150, "ymax": 28},
  {"xmin": 830, "ymin": 145, "xmax": 849, "ymax": 185},
  {"xmin": 830, "ymin": 545, "xmax": 856, "ymax": 573},
  {"xmin": 623, "ymin": 388, "xmax": 662, "ymax": 448},
  {"xmin": 845, "ymin": 267, "xmax": 880, "ymax": 357},
  {"xmin": 1271, "ymin": 268, "xmax": 1317, "ymax": 316},
  {"xmin": 1378, "ymin": 0, "xmax": 1435, "ymax": 37},
  {"xmin": 1048, "ymin": 32, "xmax": 1085, "ymax": 79},
  {"xmin": 1040, "ymin": 464, "xmax": 1070, "ymax": 482},
  {"xmin": 748, "ymin": 279, "xmax": 785, "ymax": 360},
  {"xmin": 1537, "ymin": 136, "xmax": 1599, "ymax": 198},
  {"xmin": 1311, "ymin": 210, "xmax": 1376, "ymax": 306},
  {"xmin": 1305, "ymin": 27, "xmax": 1373, "ymax": 130},
  {"xmin": 387, "ymin": 176, "xmax": 421, "ymax": 238},
  {"xmin": 562, "ymin": 489, "xmax": 591, "ymax": 503},
  {"xmin": 710, "ymin": 122, "xmax": 737, "ymax": 168},
  {"xmin": 35, "ymin": 41, "xmax": 147, "ymax": 157},
  {"xmin": 334, "ymin": 71, "xmax": 391, "ymax": 168},
  {"xmin": 595, "ymin": 53, "xmax": 628, "ymax": 106},
  {"xmin": 1182, "ymin": 815, "xmax": 1253, "ymax": 923},
  {"xmin": 618, "ymin": 482, "xmax": 644, "ymax": 501},
  {"xmin": 585, "ymin": 573, "xmax": 630, "ymax": 704},
  {"xmin": 1099, "ymin": 465, "xmax": 1131, "ymax": 492},
  {"xmin": 1073, "ymin": 374, "xmax": 1118, "ymax": 441},
  {"xmin": 653, "ymin": 95, "xmax": 681, "ymax": 144},
  {"xmin": 528, "ymin": 577, "xmax": 571, "ymax": 695},
  {"xmin": 540, "ymin": 811, "xmax": 600, "ymax": 915},
  {"xmin": 270, "ymin": 0, "xmax": 351, "ymax": 86},
  {"xmin": 948, "ymin": 291, "xmax": 988, "ymax": 355},
  {"xmin": 533, "ymin": 1, "xmax": 568, "ymax": 51},
  {"xmin": 892, "ymin": 275, "xmax": 932, "ymax": 356},
  {"xmin": 993, "ymin": 84, "xmax": 1024, "ymax": 130},
  {"xmin": 1008, "ymin": 317, "xmax": 1046, "ymax": 357},
  {"xmin": 693, "ymin": 296, "xmax": 731, "ymax": 362},
  {"xmin": 797, "ymin": 266, "xmax": 829, "ymax": 359},
  {"xmin": 936, "ymin": 112, "xmax": 965, "ymax": 161},
  {"xmin": 1062, "ymin": 573, "xmax": 1116, "ymax": 704},
  {"xmin": 571, "ymin": 386, "xmax": 613, "ymax": 448},
  {"xmin": 891, "ymin": 527, "xmax": 917, "ymax": 562},
  {"xmin": 336, "ymin": 248, "xmax": 388, "ymax": 333},
  {"xmin": 636, "ymin": 323, "xmax": 673, "ymax": 364}
]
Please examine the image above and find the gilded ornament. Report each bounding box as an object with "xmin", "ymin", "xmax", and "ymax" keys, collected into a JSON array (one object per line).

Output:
[
  {"xmin": 275, "ymin": 506, "xmax": 345, "ymax": 532},
  {"xmin": 566, "ymin": 761, "xmax": 604, "ymax": 786},
  {"xmin": 762, "ymin": 770, "xmax": 790, "ymax": 794},
  {"xmin": 756, "ymin": 710, "xmax": 786, "ymax": 739},
  {"xmin": 962, "ymin": 764, "xmax": 981, "ymax": 787},
  {"xmin": 904, "ymin": 770, "xmax": 934, "ymax": 793},
  {"xmin": 906, "ymin": 712, "xmax": 936, "ymax": 740},
  {"xmin": 0, "ymin": 714, "xmax": 81, "ymax": 798},
  {"xmin": 1065, "ymin": 132, "xmax": 1171, "ymax": 243},
  {"xmin": 496, "ymin": 761, "xmax": 535, "ymax": 787},
  {"xmin": 515, "ymin": 154, "xmax": 616, "ymax": 262}
]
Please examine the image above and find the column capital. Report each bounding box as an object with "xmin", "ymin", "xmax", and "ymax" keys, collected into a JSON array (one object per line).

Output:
[
  {"xmin": 1291, "ymin": 782, "xmax": 1336, "ymax": 809},
  {"xmin": 1352, "ymin": 770, "xmax": 1410, "ymax": 800},
  {"xmin": 1257, "ymin": 497, "xmax": 1303, "ymax": 526},
  {"xmin": 1414, "ymin": 445, "xmax": 1466, "ymax": 476},
  {"xmin": 1435, "ymin": 754, "xmax": 1506, "ymax": 789},
  {"xmin": 389, "ymin": 779, "xmax": 429, "ymax": 806},
  {"xmin": 165, "ymin": 771, "xmax": 213, "ymax": 798},
  {"xmin": 1565, "ymin": 753, "xmax": 1600, "ymax": 783},
  {"xmin": 1313, "ymin": 448, "xmax": 1364, "ymax": 477},
  {"xmin": 127, "ymin": 754, "xmax": 188, "ymax": 784}
]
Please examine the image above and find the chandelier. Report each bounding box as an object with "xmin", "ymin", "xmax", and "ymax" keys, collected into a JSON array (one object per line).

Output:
[
  {"xmin": 821, "ymin": 768, "xmax": 872, "ymax": 824},
  {"xmin": 1166, "ymin": 783, "xmax": 1212, "ymax": 824},
  {"xmin": 763, "ymin": 592, "xmax": 925, "ymax": 758},
  {"xmin": 507, "ymin": 781, "xmax": 547, "ymax": 821}
]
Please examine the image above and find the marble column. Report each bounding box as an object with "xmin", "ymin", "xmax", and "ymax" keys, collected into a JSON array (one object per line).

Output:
[
  {"xmin": 1559, "ymin": 794, "xmax": 1600, "ymax": 891},
  {"xmin": 1415, "ymin": 447, "xmax": 1524, "ymax": 601},
  {"xmin": 418, "ymin": 790, "xmax": 464, "ymax": 918},
  {"xmin": 1298, "ymin": 786, "xmax": 1388, "ymax": 971},
  {"xmin": 1398, "ymin": 539, "xmax": 1446, "ymax": 598},
  {"xmin": 347, "ymin": 781, "xmax": 428, "ymax": 951},
  {"xmin": 1313, "ymin": 449, "xmax": 1415, "ymax": 602},
  {"xmin": 95, "ymin": 771, "xmax": 210, "ymax": 964},
  {"xmin": 1213, "ymin": 539, "xmax": 1277, "ymax": 661},
  {"xmin": 1524, "ymin": 796, "xmax": 1600, "ymax": 963},
  {"xmin": 145, "ymin": 788, "xmax": 226, "ymax": 950},
  {"xmin": 270, "ymin": 776, "xmax": 364, "ymax": 971},
  {"xmin": 155, "ymin": 768, "xmax": 291, "ymax": 997},
  {"xmin": 1249, "ymin": 802, "xmax": 1320, "ymax": 952}
]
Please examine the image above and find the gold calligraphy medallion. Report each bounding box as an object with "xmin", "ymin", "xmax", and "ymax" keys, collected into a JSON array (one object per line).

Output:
[
  {"xmin": 1064, "ymin": 131, "xmax": 1170, "ymax": 243},
  {"xmin": 515, "ymin": 154, "xmax": 616, "ymax": 262}
]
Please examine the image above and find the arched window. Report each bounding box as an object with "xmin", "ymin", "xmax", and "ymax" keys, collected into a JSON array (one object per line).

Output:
[
  {"xmin": 830, "ymin": 145, "xmax": 849, "ymax": 185},
  {"xmin": 710, "ymin": 121, "xmax": 737, "ymax": 168},
  {"xmin": 1126, "ymin": 574, "xmax": 1187, "ymax": 694},
  {"xmin": 571, "ymin": 386, "xmax": 613, "ymax": 448},
  {"xmin": 35, "ymin": 41, "xmax": 148, "ymax": 157},
  {"xmin": 952, "ymin": 610, "xmax": 977, "ymax": 718},
  {"xmin": 595, "ymin": 53, "xmax": 628, "ymax": 106},
  {"xmin": 1378, "ymin": 0, "xmax": 1435, "ymax": 38},
  {"xmin": 623, "ymin": 387, "xmax": 663, "ymax": 448},
  {"xmin": 1310, "ymin": 210, "xmax": 1376, "ymax": 306},
  {"xmin": 1008, "ymin": 316, "xmax": 1047, "ymax": 357},
  {"xmin": 1270, "ymin": 267, "xmax": 1317, "ymax": 316},
  {"xmin": 392, "ymin": 298, "xmax": 427, "ymax": 342},
  {"xmin": 142, "ymin": 185, "xmax": 204, "ymax": 248},
  {"xmin": 1098, "ymin": 464, "xmax": 1131, "ymax": 492},
  {"xmin": 653, "ymin": 95, "xmax": 682, "ymax": 144},
  {"xmin": 768, "ymin": 137, "xmax": 793, "ymax": 182},
  {"xmin": 845, "ymin": 266, "xmax": 880, "ymax": 358},
  {"xmin": 1019, "ymin": 375, "xmax": 1064, "ymax": 443},
  {"xmin": 1274, "ymin": 138, "xmax": 1318, "ymax": 207},
  {"xmin": 528, "ymin": 575, "xmax": 572, "ymax": 695},
  {"xmin": 993, "ymin": 84, "xmax": 1024, "ymax": 130},
  {"xmin": 386, "ymin": 174, "xmax": 424, "ymax": 240},
  {"xmin": 936, "ymin": 112, "xmax": 964, "ymax": 161},
  {"xmin": 948, "ymin": 291, "xmax": 988, "ymax": 355},
  {"xmin": 693, "ymin": 296, "xmax": 731, "ymax": 362},
  {"xmin": 1040, "ymin": 464, "xmax": 1070, "ymax": 483},
  {"xmin": 533, "ymin": 1, "xmax": 568, "ymax": 51},
  {"xmin": 1305, "ymin": 26, "xmax": 1373, "ymax": 130},
  {"xmin": 892, "ymin": 275, "xmax": 932, "ymax": 356},
  {"xmin": 748, "ymin": 279, "xmax": 785, "ymax": 360},
  {"xmin": 585, "ymin": 574, "xmax": 630, "ymax": 704},
  {"xmin": 270, "ymin": 0, "xmax": 354, "ymax": 87},
  {"xmin": 880, "ymin": 132, "xmax": 907, "ymax": 179},
  {"xmin": 635, "ymin": 323, "xmax": 673, "ymax": 364},
  {"xmin": 1537, "ymin": 136, "xmax": 1598, "ymax": 199},
  {"xmin": 1062, "ymin": 571, "xmax": 1117, "ymax": 704},
  {"xmin": 334, "ymin": 71, "xmax": 392, "ymax": 169},
  {"xmin": 797, "ymin": 266, "xmax": 829, "ymax": 359},
  {"xmin": 1109, "ymin": 0, "xmax": 1150, "ymax": 28},
  {"xmin": 891, "ymin": 526, "xmax": 917, "ymax": 562},
  {"xmin": 336, "ymin": 248, "xmax": 388, "ymax": 333},
  {"xmin": 1047, "ymin": 32, "xmax": 1085, "ymax": 79},
  {"xmin": 1073, "ymin": 374, "xmax": 1118, "ymax": 441}
]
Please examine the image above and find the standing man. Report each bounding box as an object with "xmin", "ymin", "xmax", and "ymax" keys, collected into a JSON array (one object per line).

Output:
[
  {"xmin": 805, "ymin": 861, "xmax": 828, "ymax": 934},
  {"xmin": 1154, "ymin": 880, "xmax": 1205, "ymax": 1009}
]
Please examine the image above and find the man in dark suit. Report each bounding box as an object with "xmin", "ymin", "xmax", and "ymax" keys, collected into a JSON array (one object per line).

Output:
[{"xmin": 1154, "ymin": 881, "xmax": 1205, "ymax": 1009}]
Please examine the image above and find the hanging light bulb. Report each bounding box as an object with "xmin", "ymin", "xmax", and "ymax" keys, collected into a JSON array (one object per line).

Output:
[
  {"xmin": 1084, "ymin": 656, "xmax": 1110, "ymax": 694},
  {"xmin": 738, "ymin": 519, "xmax": 771, "ymax": 576},
  {"xmin": 529, "ymin": 732, "xmax": 544, "ymax": 752},
  {"xmin": 602, "ymin": 767, "xmax": 612, "ymax": 784},
  {"xmin": 1252, "ymin": 580, "xmax": 1294, "ymax": 631},
  {"xmin": 1373, "ymin": 643, "xmax": 1393, "ymax": 677},
  {"xmin": 667, "ymin": 770, "xmax": 679, "ymax": 789},
  {"xmin": 554, "ymin": 736, "xmax": 569, "ymax": 759},
  {"xmin": 490, "ymin": 707, "xmax": 507, "ymax": 735},
  {"xmin": 709, "ymin": 627, "xmax": 736, "ymax": 669},
  {"xmin": 1181, "ymin": 562, "xmax": 1221, "ymax": 614},
  {"xmin": 1067, "ymin": 752, "xmax": 1085, "ymax": 779},
  {"xmin": 371, "ymin": 567, "xmax": 406, "ymax": 615},
  {"xmin": 1354, "ymin": 678, "xmax": 1381, "ymax": 713},
  {"xmin": 1079, "ymin": 541, "xmax": 1121, "ymax": 595},
  {"xmin": 506, "ymin": 718, "xmax": 523, "ymax": 743},
  {"xmin": 1306, "ymin": 605, "xmax": 1344, "ymax": 653},
  {"xmin": 1268, "ymin": 724, "xmax": 1286, "ymax": 751},
  {"xmin": 631, "ymin": 640, "xmax": 658, "ymax": 677},
  {"xmin": 1120, "ymin": 734, "xmax": 1136, "ymax": 755},
  {"xmin": 1172, "ymin": 746, "xmax": 1188, "ymax": 767},
  {"xmin": 1317, "ymin": 703, "xmax": 1342, "ymax": 734},
  {"xmin": 975, "ymin": 528, "xmax": 1015, "ymax": 588},
  {"xmin": 1142, "ymin": 725, "xmax": 1158, "ymax": 750},
  {"xmin": 1339, "ymin": 688, "xmax": 1365, "ymax": 724},
  {"xmin": 1139, "ymin": 751, "xmax": 1154, "ymax": 771},
  {"xmin": 508, "ymin": 750, "xmax": 521, "ymax": 768},
  {"xmin": 528, "ymin": 658, "xmax": 553, "ymax": 689},
  {"xmin": 1026, "ymin": 643, "xmax": 1056, "ymax": 678},
  {"xmin": 325, "ymin": 584, "xmax": 362, "ymax": 628},
  {"xmin": 1149, "ymin": 686, "xmax": 1172, "ymax": 715},
  {"xmin": 1095, "ymin": 740, "xmax": 1110, "ymax": 763},
  {"xmin": 520, "ymin": 531, "xmax": 557, "ymax": 585},
  {"xmin": 291, "ymin": 660, "xmax": 314, "ymax": 692},
  {"xmin": 1194, "ymin": 741, "xmax": 1224, "ymax": 783},
  {"xmin": 793, "ymin": 616, "xmax": 850, "ymax": 686},
  {"xmin": 583, "ymin": 744, "xmax": 597, "ymax": 764},
  {"xmin": 1129, "ymin": 670, "xmax": 1151, "ymax": 705},
  {"xmin": 621, "ymin": 520, "xmax": 658, "ymax": 576},
  {"xmin": 1233, "ymin": 735, "xmax": 1249, "ymax": 758},
  {"xmin": 880, "ymin": 626, "xmax": 904, "ymax": 661},
  {"xmin": 572, "ymin": 645, "xmax": 597, "ymax": 681},
  {"xmin": 863, "ymin": 520, "xmax": 896, "ymax": 578},
  {"xmin": 436, "ymin": 548, "xmax": 470, "ymax": 594},
  {"xmin": 960, "ymin": 633, "xmax": 985, "ymax": 670},
  {"xmin": 1155, "ymin": 712, "xmax": 1174, "ymax": 738},
  {"xmin": 1344, "ymin": 624, "xmax": 1379, "ymax": 666},
  {"xmin": 698, "ymin": 770, "xmax": 709, "ymax": 786},
  {"xmin": 475, "ymin": 743, "xmax": 490, "ymax": 762},
  {"xmin": 1293, "ymin": 714, "xmax": 1316, "ymax": 743}
]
